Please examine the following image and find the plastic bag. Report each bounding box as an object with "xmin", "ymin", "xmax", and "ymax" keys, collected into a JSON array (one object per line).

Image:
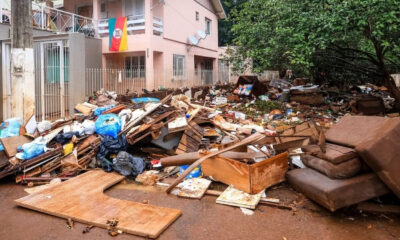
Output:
[
  {"xmin": 82, "ymin": 119, "xmax": 95, "ymax": 135},
  {"xmin": 95, "ymin": 114, "xmax": 122, "ymax": 139},
  {"xmin": 16, "ymin": 142, "xmax": 45, "ymax": 160},
  {"xmin": 55, "ymin": 131, "xmax": 80, "ymax": 145},
  {"xmin": 94, "ymin": 104, "xmax": 115, "ymax": 116},
  {"xmin": 0, "ymin": 118, "xmax": 22, "ymax": 151},
  {"xmin": 113, "ymin": 151, "xmax": 145, "ymax": 177},
  {"xmin": 0, "ymin": 118, "xmax": 22, "ymax": 138},
  {"xmin": 97, "ymin": 134, "xmax": 127, "ymax": 172},
  {"xmin": 37, "ymin": 120, "xmax": 52, "ymax": 133}
]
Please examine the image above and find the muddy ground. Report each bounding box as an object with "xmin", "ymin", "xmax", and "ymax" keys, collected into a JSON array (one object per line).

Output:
[{"xmin": 0, "ymin": 179, "xmax": 399, "ymax": 240}]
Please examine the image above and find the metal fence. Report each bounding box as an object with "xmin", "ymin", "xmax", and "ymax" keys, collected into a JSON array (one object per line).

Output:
[
  {"xmin": 34, "ymin": 40, "xmax": 70, "ymax": 121},
  {"xmin": 153, "ymin": 69, "xmax": 216, "ymax": 90},
  {"xmin": 85, "ymin": 68, "xmax": 218, "ymax": 96},
  {"xmin": 85, "ymin": 68, "xmax": 147, "ymax": 96}
]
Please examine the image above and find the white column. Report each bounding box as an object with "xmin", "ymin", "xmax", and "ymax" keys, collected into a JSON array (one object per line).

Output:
[{"xmin": 144, "ymin": 0, "xmax": 154, "ymax": 90}]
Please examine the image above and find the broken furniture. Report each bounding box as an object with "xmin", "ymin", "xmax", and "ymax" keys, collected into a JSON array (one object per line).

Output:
[
  {"xmin": 326, "ymin": 116, "xmax": 400, "ymax": 198},
  {"xmin": 15, "ymin": 170, "xmax": 181, "ymax": 239},
  {"xmin": 356, "ymin": 118, "xmax": 400, "ymax": 198},
  {"xmin": 286, "ymin": 168, "xmax": 389, "ymax": 212},
  {"xmin": 202, "ymin": 152, "xmax": 288, "ymax": 194},
  {"xmin": 234, "ymin": 75, "xmax": 268, "ymax": 98}
]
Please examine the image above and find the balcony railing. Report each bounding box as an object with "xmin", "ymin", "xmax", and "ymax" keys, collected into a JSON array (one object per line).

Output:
[
  {"xmin": 98, "ymin": 15, "xmax": 163, "ymax": 37},
  {"xmin": 0, "ymin": 2, "xmax": 97, "ymax": 37}
]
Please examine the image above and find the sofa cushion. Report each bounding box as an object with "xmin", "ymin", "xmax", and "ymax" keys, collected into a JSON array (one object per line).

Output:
[
  {"xmin": 286, "ymin": 168, "xmax": 389, "ymax": 212},
  {"xmin": 301, "ymin": 155, "xmax": 361, "ymax": 179},
  {"xmin": 302, "ymin": 143, "xmax": 358, "ymax": 164},
  {"xmin": 356, "ymin": 119, "xmax": 400, "ymax": 198},
  {"xmin": 325, "ymin": 116, "xmax": 391, "ymax": 147}
]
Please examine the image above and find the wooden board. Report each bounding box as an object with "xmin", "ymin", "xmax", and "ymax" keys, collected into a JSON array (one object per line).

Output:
[
  {"xmin": 216, "ymin": 185, "xmax": 264, "ymax": 209},
  {"xmin": 15, "ymin": 170, "xmax": 181, "ymax": 239},
  {"xmin": 0, "ymin": 135, "xmax": 32, "ymax": 157},
  {"xmin": 202, "ymin": 155, "xmax": 252, "ymax": 193}
]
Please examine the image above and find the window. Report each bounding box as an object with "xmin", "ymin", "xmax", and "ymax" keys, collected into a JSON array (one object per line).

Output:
[
  {"xmin": 125, "ymin": 55, "xmax": 146, "ymax": 78},
  {"xmin": 173, "ymin": 54, "xmax": 185, "ymax": 77},
  {"xmin": 125, "ymin": 0, "xmax": 145, "ymax": 16},
  {"xmin": 196, "ymin": 11, "xmax": 199, "ymax": 21},
  {"xmin": 205, "ymin": 18, "xmax": 211, "ymax": 35}
]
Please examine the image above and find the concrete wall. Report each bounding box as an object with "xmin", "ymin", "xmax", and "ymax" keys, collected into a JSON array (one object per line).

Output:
[
  {"xmin": 163, "ymin": 0, "xmax": 219, "ymax": 51},
  {"xmin": 68, "ymin": 33, "xmax": 102, "ymax": 111},
  {"xmin": 0, "ymin": 23, "xmax": 56, "ymax": 41},
  {"xmin": 85, "ymin": 36, "xmax": 103, "ymax": 68}
]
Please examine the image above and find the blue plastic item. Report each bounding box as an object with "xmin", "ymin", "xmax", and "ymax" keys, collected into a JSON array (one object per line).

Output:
[
  {"xmin": 131, "ymin": 97, "xmax": 160, "ymax": 104},
  {"xmin": 179, "ymin": 165, "xmax": 202, "ymax": 179},
  {"xmin": 95, "ymin": 114, "xmax": 122, "ymax": 139},
  {"xmin": 94, "ymin": 105, "xmax": 115, "ymax": 116},
  {"xmin": 0, "ymin": 118, "xmax": 22, "ymax": 151},
  {"xmin": 20, "ymin": 142, "xmax": 45, "ymax": 160}
]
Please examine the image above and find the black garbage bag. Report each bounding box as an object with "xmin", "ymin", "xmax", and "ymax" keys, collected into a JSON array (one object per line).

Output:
[
  {"xmin": 97, "ymin": 134, "xmax": 127, "ymax": 172},
  {"xmin": 55, "ymin": 131, "xmax": 80, "ymax": 145},
  {"xmin": 113, "ymin": 151, "xmax": 145, "ymax": 177}
]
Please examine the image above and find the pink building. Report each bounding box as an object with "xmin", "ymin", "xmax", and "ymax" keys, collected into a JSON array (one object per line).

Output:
[{"xmin": 63, "ymin": 0, "xmax": 226, "ymax": 90}]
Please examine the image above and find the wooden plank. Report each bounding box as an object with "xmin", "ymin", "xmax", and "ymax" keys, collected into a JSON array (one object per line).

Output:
[
  {"xmin": 249, "ymin": 152, "xmax": 288, "ymax": 194},
  {"xmin": 15, "ymin": 170, "xmax": 181, "ymax": 239},
  {"xmin": 0, "ymin": 135, "xmax": 32, "ymax": 157}
]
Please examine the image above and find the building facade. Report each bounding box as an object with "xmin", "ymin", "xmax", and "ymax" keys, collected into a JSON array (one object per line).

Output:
[{"xmin": 63, "ymin": 0, "xmax": 226, "ymax": 90}]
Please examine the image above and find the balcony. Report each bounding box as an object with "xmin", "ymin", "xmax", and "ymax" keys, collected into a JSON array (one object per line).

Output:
[
  {"xmin": 0, "ymin": 2, "xmax": 97, "ymax": 37},
  {"xmin": 98, "ymin": 15, "xmax": 163, "ymax": 37}
]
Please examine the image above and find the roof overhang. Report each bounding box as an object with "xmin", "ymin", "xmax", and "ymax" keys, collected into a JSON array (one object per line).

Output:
[{"xmin": 211, "ymin": 0, "xmax": 226, "ymax": 19}]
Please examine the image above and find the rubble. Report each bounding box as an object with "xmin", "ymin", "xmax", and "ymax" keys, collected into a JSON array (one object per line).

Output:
[{"xmin": 1, "ymin": 77, "xmax": 399, "ymax": 238}]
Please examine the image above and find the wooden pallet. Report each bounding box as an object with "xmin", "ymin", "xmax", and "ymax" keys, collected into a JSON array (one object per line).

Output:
[
  {"xmin": 15, "ymin": 170, "xmax": 181, "ymax": 238},
  {"xmin": 175, "ymin": 121, "xmax": 204, "ymax": 154}
]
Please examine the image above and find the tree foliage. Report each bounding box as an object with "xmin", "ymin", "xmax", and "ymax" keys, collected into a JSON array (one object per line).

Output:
[
  {"xmin": 218, "ymin": 0, "xmax": 247, "ymax": 46},
  {"xmin": 229, "ymin": 0, "xmax": 400, "ymax": 102}
]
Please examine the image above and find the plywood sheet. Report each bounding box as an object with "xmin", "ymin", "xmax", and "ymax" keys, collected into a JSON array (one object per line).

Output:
[
  {"xmin": 0, "ymin": 135, "xmax": 32, "ymax": 157},
  {"xmin": 15, "ymin": 170, "xmax": 181, "ymax": 239},
  {"xmin": 216, "ymin": 185, "xmax": 264, "ymax": 209}
]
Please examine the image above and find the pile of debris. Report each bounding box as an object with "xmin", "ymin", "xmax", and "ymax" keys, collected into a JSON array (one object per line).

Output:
[{"xmin": 1, "ymin": 75, "xmax": 399, "ymax": 238}]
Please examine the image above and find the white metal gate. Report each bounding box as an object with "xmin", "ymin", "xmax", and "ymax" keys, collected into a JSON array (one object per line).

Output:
[
  {"xmin": 35, "ymin": 40, "xmax": 69, "ymax": 121},
  {"xmin": 1, "ymin": 43, "xmax": 12, "ymax": 120}
]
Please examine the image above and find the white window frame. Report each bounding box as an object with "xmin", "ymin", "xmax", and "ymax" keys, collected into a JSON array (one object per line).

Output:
[
  {"xmin": 173, "ymin": 54, "xmax": 186, "ymax": 78},
  {"xmin": 205, "ymin": 17, "xmax": 211, "ymax": 35},
  {"xmin": 125, "ymin": 55, "xmax": 145, "ymax": 78}
]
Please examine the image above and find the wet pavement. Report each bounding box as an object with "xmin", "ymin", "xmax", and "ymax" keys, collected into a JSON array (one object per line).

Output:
[{"xmin": 0, "ymin": 179, "xmax": 399, "ymax": 240}]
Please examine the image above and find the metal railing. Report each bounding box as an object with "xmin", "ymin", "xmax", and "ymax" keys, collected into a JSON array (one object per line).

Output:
[
  {"xmin": 0, "ymin": 1, "xmax": 96, "ymax": 37},
  {"xmin": 85, "ymin": 68, "xmax": 219, "ymax": 96},
  {"xmin": 0, "ymin": 0, "xmax": 11, "ymax": 24},
  {"xmin": 154, "ymin": 69, "xmax": 216, "ymax": 90},
  {"xmin": 98, "ymin": 15, "xmax": 163, "ymax": 37},
  {"xmin": 32, "ymin": 2, "xmax": 96, "ymax": 37},
  {"xmin": 85, "ymin": 68, "xmax": 147, "ymax": 96}
]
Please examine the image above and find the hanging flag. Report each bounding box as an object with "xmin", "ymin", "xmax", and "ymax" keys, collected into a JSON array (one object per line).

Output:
[{"xmin": 109, "ymin": 17, "xmax": 128, "ymax": 52}]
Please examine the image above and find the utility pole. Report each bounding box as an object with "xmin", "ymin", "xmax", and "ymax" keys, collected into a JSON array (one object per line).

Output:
[{"xmin": 10, "ymin": 0, "xmax": 35, "ymax": 124}]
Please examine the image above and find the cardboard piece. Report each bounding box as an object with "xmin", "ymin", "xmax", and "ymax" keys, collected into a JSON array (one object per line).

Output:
[{"xmin": 216, "ymin": 185, "xmax": 265, "ymax": 209}]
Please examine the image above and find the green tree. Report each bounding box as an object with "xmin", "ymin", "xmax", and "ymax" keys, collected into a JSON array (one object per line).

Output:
[
  {"xmin": 230, "ymin": 0, "xmax": 400, "ymax": 104},
  {"xmin": 218, "ymin": 0, "xmax": 247, "ymax": 46}
]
